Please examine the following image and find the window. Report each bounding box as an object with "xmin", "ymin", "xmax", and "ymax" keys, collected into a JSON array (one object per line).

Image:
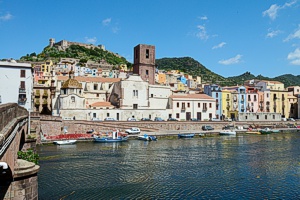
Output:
[
  {"xmin": 107, "ymin": 113, "xmax": 110, "ymax": 117},
  {"xmin": 146, "ymin": 70, "xmax": 149, "ymax": 75},
  {"xmin": 151, "ymin": 94, "xmax": 153, "ymax": 97},
  {"xmin": 265, "ymin": 115, "xmax": 267, "ymax": 120},
  {"xmin": 71, "ymin": 96, "xmax": 75, "ymax": 103},
  {"xmin": 94, "ymin": 84, "xmax": 98, "ymax": 90},
  {"xmin": 198, "ymin": 103, "xmax": 200, "ymax": 108},
  {"xmin": 203, "ymin": 103, "xmax": 207, "ymax": 110},
  {"xmin": 245, "ymin": 116, "xmax": 248, "ymax": 120},
  {"xmin": 20, "ymin": 70, "xmax": 25, "ymax": 78},
  {"xmin": 182, "ymin": 103, "xmax": 185, "ymax": 110},
  {"xmin": 267, "ymin": 93, "xmax": 269, "ymax": 98},
  {"xmin": 176, "ymin": 113, "xmax": 179, "ymax": 118},
  {"xmin": 146, "ymin": 49, "xmax": 149, "ymax": 58},
  {"xmin": 133, "ymin": 90, "xmax": 138, "ymax": 97},
  {"xmin": 133, "ymin": 104, "xmax": 138, "ymax": 109},
  {"xmin": 209, "ymin": 113, "xmax": 212, "ymax": 119},
  {"xmin": 20, "ymin": 81, "xmax": 25, "ymax": 89},
  {"xmin": 216, "ymin": 93, "xmax": 218, "ymax": 98},
  {"xmin": 187, "ymin": 103, "xmax": 190, "ymax": 108},
  {"xmin": 93, "ymin": 113, "xmax": 96, "ymax": 118},
  {"xmin": 248, "ymin": 95, "xmax": 251, "ymax": 101},
  {"xmin": 257, "ymin": 115, "xmax": 259, "ymax": 119},
  {"xmin": 177, "ymin": 102, "xmax": 179, "ymax": 108},
  {"xmin": 273, "ymin": 115, "xmax": 275, "ymax": 119},
  {"xmin": 209, "ymin": 103, "xmax": 212, "ymax": 108}
]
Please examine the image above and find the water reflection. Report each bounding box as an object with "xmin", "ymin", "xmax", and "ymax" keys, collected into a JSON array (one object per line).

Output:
[{"xmin": 38, "ymin": 133, "xmax": 300, "ymax": 199}]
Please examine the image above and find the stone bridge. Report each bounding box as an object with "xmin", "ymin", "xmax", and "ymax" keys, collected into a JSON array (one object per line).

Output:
[{"xmin": 0, "ymin": 103, "xmax": 39, "ymax": 200}]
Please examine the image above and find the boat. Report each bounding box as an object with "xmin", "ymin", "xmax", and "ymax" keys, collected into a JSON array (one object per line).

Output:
[
  {"xmin": 137, "ymin": 134, "xmax": 157, "ymax": 141},
  {"xmin": 93, "ymin": 130, "xmax": 128, "ymax": 143},
  {"xmin": 199, "ymin": 133, "xmax": 205, "ymax": 137},
  {"xmin": 178, "ymin": 133, "xmax": 195, "ymax": 138},
  {"xmin": 219, "ymin": 130, "xmax": 236, "ymax": 136},
  {"xmin": 53, "ymin": 140, "xmax": 77, "ymax": 145},
  {"xmin": 259, "ymin": 128, "xmax": 273, "ymax": 134},
  {"xmin": 245, "ymin": 131, "xmax": 261, "ymax": 134},
  {"xmin": 271, "ymin": 129, "xmax": 280, "ymax": 133}
]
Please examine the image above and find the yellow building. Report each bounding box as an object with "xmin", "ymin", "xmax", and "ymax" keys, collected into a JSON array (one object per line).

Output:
[
  {"xmin": 269, "ymin": 90, "xmax": 289, "ymax": 118},
  {"xmin": 177, "ymin": 81, "xmax": 185, "ymax": 91},
  {"xmin": 261, "ymin": 80, "xmax": 285, "ymax": 90},
  {"xmin": 157, "ymin": 73, "xmax": 166, "ymax": 84},
  {"xmin": 41, "ymin": 60, "xmax": 53, "ymax": 73},
  {"xmin": 221, "ymin": 90, "xmax": 232, "ymax": 118}
]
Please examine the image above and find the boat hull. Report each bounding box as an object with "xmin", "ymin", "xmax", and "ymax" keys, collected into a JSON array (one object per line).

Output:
[
  {"xmin": 219, "ymin": 131, "xmax": 236, "ymax": 136},
  {"xmin": 53, "ymin": 140, "xmax": 77, "ymax": 145},
  {"xmin": 178, "ymin": 134, "xmax": 195, "ymax": 138},
  {"xmin": 94, "ymin": 136, "xmax": 128, "ymax": 143},
  {"xmin": 138, "ymin": 135, "xmax": 157, "ymax": 141}
]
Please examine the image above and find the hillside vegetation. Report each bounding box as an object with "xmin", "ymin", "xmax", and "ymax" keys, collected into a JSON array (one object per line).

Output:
[
  {"xmin": 156, "ymin": 57, "xmax": 300, "ymax": 87},
  {"xmin": 20, "ymin": 44, "xmax": 132, "ymax": 67}
]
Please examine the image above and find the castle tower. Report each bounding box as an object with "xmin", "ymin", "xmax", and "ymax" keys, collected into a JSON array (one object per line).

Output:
[
  {"xmin": 133, "ymin": 44, "xmax": 155, "ymax": 85},
  {"xmin": 49, "ymin": 38, "xmax": 55, "ymax": 47}
]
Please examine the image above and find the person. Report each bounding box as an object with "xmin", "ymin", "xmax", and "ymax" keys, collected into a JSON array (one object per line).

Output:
[{"xmin": 73, "ymin": 116, "xmax": 76, "ymax": 120}]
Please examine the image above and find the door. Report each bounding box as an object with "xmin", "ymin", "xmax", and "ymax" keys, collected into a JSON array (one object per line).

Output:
[
  {"xmin": 197, "ymin": 112, "xmax": 201, "ymax": 121},
  {"xmin": 186, "ymin": 112, "xmax": 191, "ymax": 121}
]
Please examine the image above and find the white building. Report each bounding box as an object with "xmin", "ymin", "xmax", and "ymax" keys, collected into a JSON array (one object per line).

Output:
[
  {"xmin": 169, "ymin": 94, "xmax": 216, "ymax": 121},
  {"xmin": 0, "ymin": 61, "xmax": 33, "ymax": 110}
]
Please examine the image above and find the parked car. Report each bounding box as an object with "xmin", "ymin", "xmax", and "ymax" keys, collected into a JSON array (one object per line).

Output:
[
  {"xmin": 222, "ymin": 125, "xmax": 235, "ymax": 130},
  {"xmin": 224, "ymin": 117, "xmax": 232, "ymax": 122},
  {"xmin": 104, "ymin": 117, "xmax": 117, "ymax": 121},
  {"xmin": 167, "ymin": 118, "xmax": 178, "ymax": 121},
  {"xmin": 202, "ymin": 125, "xmax": 214, "ymax": 131},
  {"xmin": 141, "ymin": 118, "xmax": 152, "ymax": 121},
  {"xmin": 287, "ymin": 118, "xmax": 295, "ymax": 121},
  {"xmin": 127, "ymin": 118, "xmax": 138, "ymax": 121},
  {"xmin": 281, "ymin": 118, "xmax": 287, "ymax": 121},
  {"xmin": 125, "ymin": 127, "xmax": 141, "ymax": 134},
  {"xmin": 210, "ymin": 118, "xmax": 220, "ymax": 121},
  {"xmin": 154, "ymin": 117, "xmax": 164, "ymax": 121},
  {"xmin": 91, "ymin": 118, "xmax": 102, "ymax": 121},
  {"xmin": 190, "ymin": 118, "xmax": 200, "ymax": 121}
]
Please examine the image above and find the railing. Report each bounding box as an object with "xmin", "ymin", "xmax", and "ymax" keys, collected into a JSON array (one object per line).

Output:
[
  {"xmin": 42, "ymin": 99, "xmax": 48, "ymax": 105},
  {"xmin": 202, "ymin": 107, "xmax": 207, "ymax": 111},
  {"xmin": 19, "ymin": 88, "xmax": 26, "ymax": 93}
]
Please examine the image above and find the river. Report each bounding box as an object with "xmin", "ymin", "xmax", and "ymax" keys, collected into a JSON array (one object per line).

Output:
[{"xmin": 37, "ymin": 132, "xmax": 300, "ymax": 199}]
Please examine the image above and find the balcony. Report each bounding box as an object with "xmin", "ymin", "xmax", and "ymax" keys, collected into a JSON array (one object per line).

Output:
[
  {"xmin": 35, "ymin": 91, "xmax": 40, "ymax": 97},
  {"xmin": 226, "ymin": 98, "xmax": 230, "ymax": 101},
  {"xmin": 42, "ymin": 99, "xmax": 48, "ymax": 105},
  {"xmin": 260, "ymin": 100, "xmax": 264, "ymax": 103},
  {"xmin": 241, "ymin": 99, "xmax": 244, "ymax": 103},
  {"xmin": 254, "ymin": 99, "xmax": 257, "ymax": 102},
  {"xmin": 35, "ymin": 99, "xmax": 40, "ymax": 105},
  {"xmin": 226, "ymin": 106, "xmax": 230, "ymax": 110},
  {"xmin": 42, "ymin": 91, "xmax": 48, "ymax": 97},
  {"xmin": 202, "ymin": 107, "xmax": 207, "ymax": 112},
  {"xmin": 19, "ymin": 88, "xmax": 26, "ymax": 93},
  {"xmin": 18, "ymin": 98, "xmax": 27, "ymax": 105}
]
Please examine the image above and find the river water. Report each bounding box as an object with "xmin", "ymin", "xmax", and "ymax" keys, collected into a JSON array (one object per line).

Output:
[{"xmin": 37, "ymin": 132, "xmax": 300, "ymax": 199}]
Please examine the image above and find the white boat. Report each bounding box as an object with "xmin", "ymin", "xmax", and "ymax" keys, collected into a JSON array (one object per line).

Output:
[
  {"xmin": 219, "ymin": 130, "xmax": 236, "ymax": 136},
  {"xmin": 53, "ymin": 140, "xmax": 77, "ymax": 145},
  {"xmin": 137, "ymin": 134, "xmax": 157, "ymax": 141}
]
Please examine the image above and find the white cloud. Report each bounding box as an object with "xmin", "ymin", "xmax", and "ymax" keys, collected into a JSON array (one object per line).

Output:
[
  {"xmin": 212, "ymin": 42, "xmax": 226, "ymax": 49},
  {"xmin": 0, "ymin": 13, "xmax": 12, "ymax": 21},
  {"xmin": 218, "ymin": 54, "xmax": 242, "ymax": 65},
  {"xmin": 263, "ymin": 0, "xmax": 297, "ymax": 20},
  {"xmin": 287, "ymin": 48, "xmax": 300, "ymax": 65},
  {"xmin": 85, "ymin": 37, "xmax": 97, "ymax": 44},
  {"xmin": 112, "ymin": 26, "xmax": 120, "ymax": 33},
  {"xmin": 196, "ymin": 25, "xmax": 208, "ymax": 40},
  {"xmin": 284, "ymin": 25, "xmax": 300, "ymax": 41},
  {"xmin": 266, "ymin": 29, "xmax": 281, "ymax": 38},
  {"xmin": 102, "ymin": 18, "xmax": 111, "ymax": 26},
  {"xmin": 200, "ymin": 16, "xmax": 208, "ymax": 20}
]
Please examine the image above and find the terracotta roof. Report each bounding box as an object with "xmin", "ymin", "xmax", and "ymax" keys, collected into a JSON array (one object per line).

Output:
[
  {"xmin": 91, "ymin": 102, "xmax": 113, "ymax": 107},
  {"xmin": 170, "ymin": 94, "xmax": 214, "ymax": 100},
  {"xmin": 57, "ymin": 76, "xmax": 121, "ymax": 83},
  {"xmin": 61, "ymin": 79, "xmax": 82, "ymax": 89}
]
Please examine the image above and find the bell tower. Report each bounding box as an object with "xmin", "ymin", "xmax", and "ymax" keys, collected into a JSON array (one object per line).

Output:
[{"xmin": 133, "ymin": 44, "xmax": 155, "ymax": 85}]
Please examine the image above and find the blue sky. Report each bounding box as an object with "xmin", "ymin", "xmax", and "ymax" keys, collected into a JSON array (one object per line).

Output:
[{"xmin": 0, "ymin": 0, "xmax": 299, "ymax": 78}]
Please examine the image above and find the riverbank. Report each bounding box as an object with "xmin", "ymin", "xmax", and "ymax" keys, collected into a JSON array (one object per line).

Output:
[{"xmin": 39, "ymin": 127, "xmax": 300, "ymax": 144}]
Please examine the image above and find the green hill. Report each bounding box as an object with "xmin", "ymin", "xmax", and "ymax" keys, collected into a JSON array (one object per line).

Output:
[
  {"xmin": 19, "ymin": 44, "xmax": 132, "ymax": 68},
  {"xmin": 156, "ymin": 57, "xmax": 300, "ymax": 87}
]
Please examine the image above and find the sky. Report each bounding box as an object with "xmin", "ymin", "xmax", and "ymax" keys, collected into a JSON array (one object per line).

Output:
[{"xmin": 0, "ymin": 0, "xmax": 300, "ymax": 78}]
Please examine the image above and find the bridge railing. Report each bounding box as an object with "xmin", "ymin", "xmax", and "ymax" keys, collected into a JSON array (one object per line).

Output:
[{"xmin": 0, "ymin": 103, "xmax": 28, "ymax": 145}]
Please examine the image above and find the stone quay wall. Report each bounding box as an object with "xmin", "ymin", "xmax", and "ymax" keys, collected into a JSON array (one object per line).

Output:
[{"xmin": 33, "ymin": 115, "xmax": 297, "ymax": 141}]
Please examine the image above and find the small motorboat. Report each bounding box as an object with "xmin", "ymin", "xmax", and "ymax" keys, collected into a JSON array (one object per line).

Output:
[
  {"xmin": 137, "ymin": 134, "xmax": 157, "ymax": 141},
  {"xmin": 259, "ymin": 128, "xmax": 273, "ymax": 134},
  {"xmin": 93, "ymin": 130, "xmax": 128, "ymax": 143},
  {"xmin": 178, "ymin": 133, "xmax": 195, "ymax": 138},
  {"xmin": 219, "ymin": 130, "xmax": 236, "ymax": 136},
  {"xmin": 53, "ymin": 140, "xmax": 77, "ymax": 145},
  {"xmin": 199, "ymin": 133, "xmax": 205, "ymax": 137}
]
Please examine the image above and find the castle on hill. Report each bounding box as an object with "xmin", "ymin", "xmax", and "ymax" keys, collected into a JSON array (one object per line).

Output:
[{"xmin": 48, "ymin": 38, "xmax": 121, "ymax": 58}]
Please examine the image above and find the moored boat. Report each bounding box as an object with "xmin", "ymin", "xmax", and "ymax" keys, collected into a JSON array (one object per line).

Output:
[
  {"xmin": 137, "ymin": 134, "xmax": 157, "ymax": 141},
  {"xmin": 178, "ymin": 133, "xmax": 195, "ymax": 138},
  {"xmin": 53, "ymin": 140, "xmax": 77, "ymax": 145},
  {"xmin": 219, "ymin": 130, "xmax": 236, "ymax": 136},
  {"xmin": 93, "ymin": 130, "xmax": 128, "ymax": 143},
  {"xmin": 259, "ymin": 128, "xmax": 273, "ymax": 134}
]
